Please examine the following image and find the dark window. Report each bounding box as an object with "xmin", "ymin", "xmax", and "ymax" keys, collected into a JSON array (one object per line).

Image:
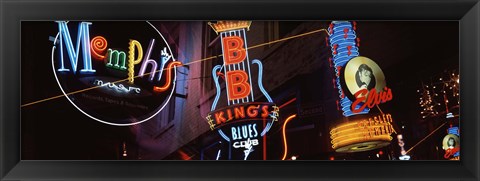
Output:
[{"xmin": 168, "ymin": 97, "xmax": 175, "ymax": 123}]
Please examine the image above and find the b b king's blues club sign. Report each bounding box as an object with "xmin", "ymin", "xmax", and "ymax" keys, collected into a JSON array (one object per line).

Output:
[
  {"xmin": 205, "ymin": 21, "xmax": 279, "ymax": 160},
  {"xmin": 51, "ymin": 21, "xmax": 182, "ymax": 126}
]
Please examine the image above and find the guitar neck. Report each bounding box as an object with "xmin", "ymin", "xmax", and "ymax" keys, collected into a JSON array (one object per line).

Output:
[{"xmin": 220, "ymin": 29, "xmax": 255, "ymax": 105}]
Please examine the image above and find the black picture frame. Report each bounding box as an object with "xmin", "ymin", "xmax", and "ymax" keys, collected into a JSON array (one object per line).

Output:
[{"xmin": 1, "ymin": 0, "xmax": 479, "ymax": 180}]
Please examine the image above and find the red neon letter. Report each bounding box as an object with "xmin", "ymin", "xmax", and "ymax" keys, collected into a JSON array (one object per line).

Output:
[
  {"xmin": 234, "ymin": 106, "xmax": 246, "ymax": 119},
  {"xmin": 227, "ymin": 109, "xmax": 233, "ymax": 121},
  {"xmin": 90, "ymin": 36, "xmax": 108, "ymax": 60},
  {"xmin": 261, "ymin": 105, "xmax": 269, "ymax": 118},
  {"xmin": 351, "ymin": 89, "xmax": 368, "ymax": 114},
  {"xmin": 247, "ymin": 105, "xmax": 259, "ymax": 118},
  {"xmin": 215, "ymin": 112, "xmax": 226, "ymax": 125},
  {"xmin": 223, "ymin": 36, "xmax": 246, "ymax": 65},
  {"xmin": 226, "ymin": 70, "xmax": 251, "ymax": 100},
  {"xmin": 153, "ymin": 61, "xmax": 183, "ymax": 93}
]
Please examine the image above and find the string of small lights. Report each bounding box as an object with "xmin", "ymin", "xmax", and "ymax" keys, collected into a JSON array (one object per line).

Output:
[{"xmin": 418, "ymin": 70, "xmax": 459, "ymax": 119}]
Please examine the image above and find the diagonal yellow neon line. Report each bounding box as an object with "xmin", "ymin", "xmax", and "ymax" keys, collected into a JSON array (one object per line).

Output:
[{"xmin": 405, "ymin": 122, "xmax": 447, "ymax": 154}]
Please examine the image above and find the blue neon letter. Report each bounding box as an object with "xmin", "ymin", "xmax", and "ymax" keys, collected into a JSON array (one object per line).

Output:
[{"xmin": 56, "ymin": 21, "xmax": 95, "ymax": 73}]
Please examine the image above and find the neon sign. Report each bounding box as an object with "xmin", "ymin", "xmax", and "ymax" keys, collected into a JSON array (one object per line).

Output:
[
  {"xmin": 281, "ymin": 114, "xmax": 297, "ymax": 160},
  {"xmin": 397, "ymin": 134, "xmax": 410, "ymax": 160},
  {"xmin": 351, "ymin": 87, "xmax": 392, "ymax": 113},
  {"xmin": 328, "ymin": 21, "xmax": 365, "ymax": 117},
  {"xmin": 330, "ymin": 113, "xmax": 396, "ymax": 152},
  {"xmin": 442, "ymin": 127, "xmax": 460, "ymax": 159},
  {"xmin": 52, "ymin": 21, "xmax": 182, "ymax": 126},
  {"xmin": 231, "ymin": 123, "xmax": 259, "ymax": 141},
  {"xmin": 205, "ymin": 21, "xmax": 279, "ymax": 160},
  {"xmin": 231, "ymin": 123, "xmax": 260, "ymax": 159},
  {"xmin": 93, "ymin": 79, "xmax": 141, "ymax": 94},
  {"xmin": 56, "ymin": 21, "xmax": 95, "ymax": 73},
  {"xmin": 326, "ymin": 21, "xmax": 395, "ymax": 154},
  {"xmin": 90, "ymin": 36, "xmax": 107, "ymax": 60},
  {"xmin": 106, "ymin": 49, "xmax": 127, "ymax": 70},
  {"xmin": 207, "ymin": 102, "xmax": 277, "ymax": 129},
  {"xmin": 342, "ymin": 56, "xmax": 393, "ymax": 114},
  {"xmin": 127, "ymin": 40, "xmax": 143, "ymax": 83},
  {"xmin": 328, "ymin": 21, "xmax": 393, "ymax": 116}
]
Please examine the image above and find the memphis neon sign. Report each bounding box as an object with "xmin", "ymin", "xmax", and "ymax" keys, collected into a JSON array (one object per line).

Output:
[
  {"xmin": 52, "ymin": 21, "xmax": 181, "ymax": 126},
  {"xmin": 55, "ymin": 21, "xmax": 181, "ymax": 88}
]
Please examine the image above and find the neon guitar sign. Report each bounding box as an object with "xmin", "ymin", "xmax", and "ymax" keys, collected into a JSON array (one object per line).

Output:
[{"xmin": 205, "ymin": 21, "xmax": 279, "ymax": 160}]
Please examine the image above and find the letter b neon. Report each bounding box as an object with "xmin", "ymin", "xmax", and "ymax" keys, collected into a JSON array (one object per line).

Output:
[
  {"xmin": 226, "ymin": 70, "xmax": 251, "ymax": 100},
  {"xmin": 223, "ymin": 36, "xmax": 246, "ymax": 65}
]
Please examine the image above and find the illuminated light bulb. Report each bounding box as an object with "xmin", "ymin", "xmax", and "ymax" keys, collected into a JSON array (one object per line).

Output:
[
  {"xmin": 291, "ymin": 156, "xmax": 297, "ymax": 160},
  {"xmin": 122, "ymin": 142, "xmax": 127, "ymax": 157},
  {"xmin": 439, "ymin": 78, "xmax": 442, "ymax": 81}
]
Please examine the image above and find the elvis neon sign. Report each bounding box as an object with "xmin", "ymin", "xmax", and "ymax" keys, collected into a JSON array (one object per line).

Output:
[
  {"xmin": 52, "ymin": 21, "xmax": 182, "ymax": 126},
  {"xmin": 343, "ymin": 56, "xmax": 393, "ymax": 114},
  {"xmin": 327, "ymin": 21, "xmax": 393, "ymax": 117},
  {"xmin": 443, "ymin": 127, "xmax": 460, "ymax": 159}
]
